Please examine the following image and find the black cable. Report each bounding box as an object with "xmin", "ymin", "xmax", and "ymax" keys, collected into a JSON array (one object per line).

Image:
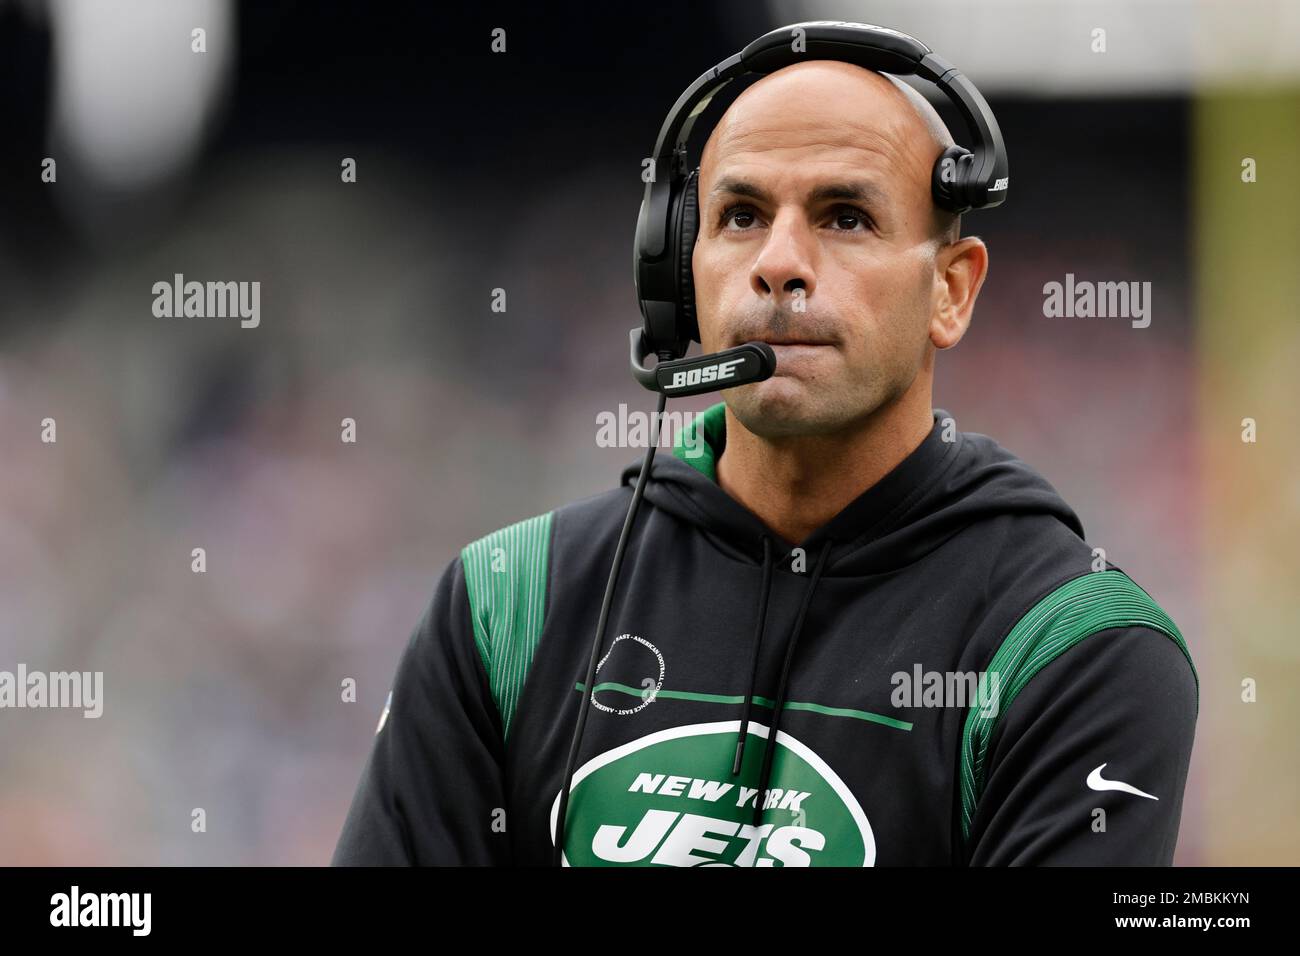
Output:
[
  {"xmin": 552, "ymin": 389, "xmax": 668, "ymax": 866},
  {"xmin": 732, "ymin": 534, "xmax": 772, "ymax": 776}
]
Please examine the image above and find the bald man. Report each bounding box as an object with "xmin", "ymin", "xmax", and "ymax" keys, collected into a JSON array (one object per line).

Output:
[{"xmin": 333, "ymin": 52, "xmax": 1197, "ymax": 867}]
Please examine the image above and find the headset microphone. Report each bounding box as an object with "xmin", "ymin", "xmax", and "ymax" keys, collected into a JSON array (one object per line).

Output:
[{"xmin": 629, "ymin": 328, "xmax": 777, "ymax": 398}]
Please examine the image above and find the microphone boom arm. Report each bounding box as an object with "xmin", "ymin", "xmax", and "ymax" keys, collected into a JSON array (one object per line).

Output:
[{"xmin": 629, "ymin": 327, "xmax": 777, "ymax": 398}]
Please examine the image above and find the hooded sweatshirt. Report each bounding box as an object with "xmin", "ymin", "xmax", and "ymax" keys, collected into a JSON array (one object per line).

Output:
[{"xmin": 332, "ymin": 402, "xmax": 1198, "ymax": 866}]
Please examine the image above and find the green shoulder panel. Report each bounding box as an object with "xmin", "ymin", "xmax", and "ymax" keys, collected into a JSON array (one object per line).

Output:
[
  {"xmin": 958, "ymin": 569, "xmax": 1197, "ymax": 846},
  {"xmin": 461, "ymin": 512, "xmax": 554, "ymax": 741}
]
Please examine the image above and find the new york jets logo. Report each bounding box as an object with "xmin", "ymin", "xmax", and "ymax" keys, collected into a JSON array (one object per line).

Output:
[{"xmin": 550, "ymin": 720, "xmax": 875, "ymax": 866}]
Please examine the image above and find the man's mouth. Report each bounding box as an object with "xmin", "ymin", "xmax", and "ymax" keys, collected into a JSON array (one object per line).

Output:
[
  {"xmin": 741, "ymin": 335, "xmax": 836, "ymax": 348},
  {"xmin": 741, "ymin": 337, "xmax": 836, "ymax": 378}
]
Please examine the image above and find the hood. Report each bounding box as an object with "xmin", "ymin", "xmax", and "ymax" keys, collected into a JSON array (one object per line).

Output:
[
  {"xmin": 620, "ymin": 400, "xmax": 1085, "ymax": 574},
  {"xmin": 610, "ymin": 399, "xmax": 1085, "ymax": 835}
]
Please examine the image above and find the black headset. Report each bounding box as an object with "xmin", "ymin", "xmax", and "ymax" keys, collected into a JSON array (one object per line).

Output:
[{"xmin": 630, "ymin": 20, "xmax": 1009, "ymax": 375}]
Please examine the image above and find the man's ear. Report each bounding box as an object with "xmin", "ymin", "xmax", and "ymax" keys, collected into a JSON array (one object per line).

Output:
[{"xmin": 930, "ymin": 236, "xmax": 988, "ymax": 350}]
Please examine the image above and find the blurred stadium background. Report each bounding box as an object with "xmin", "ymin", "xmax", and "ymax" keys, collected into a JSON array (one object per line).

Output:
[{"xmin": 0, "ymin": 0, "xmax": 1296, "ymax": 864}]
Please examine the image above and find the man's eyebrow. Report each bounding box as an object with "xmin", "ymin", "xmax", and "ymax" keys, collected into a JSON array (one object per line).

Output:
[
  {"xmin": 709, "ymin": 177, "xmax": 890, "ymax": 208},
  {"xmin": 809, "ymin": 181, "xmax": 890, "ymax": 206},
  {"xmin": 710, "ymin": 177, "xmax": 772, "ymax": 203}
]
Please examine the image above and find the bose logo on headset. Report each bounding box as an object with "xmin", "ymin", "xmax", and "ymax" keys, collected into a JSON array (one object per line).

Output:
[{"xmin": 667, "ymin": 356, "xmax": 746, "ymax": 392}]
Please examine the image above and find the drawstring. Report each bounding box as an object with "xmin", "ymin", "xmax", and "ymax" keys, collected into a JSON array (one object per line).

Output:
[
  {"xmin": 732, "ymin": 535, "xmax": 773, "ymax": 775},
  {"xmin": 750, "ymin": 538, "xmax": 833, "ymax": 830}
]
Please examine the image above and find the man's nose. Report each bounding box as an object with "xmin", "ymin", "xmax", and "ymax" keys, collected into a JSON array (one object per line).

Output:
[{"xmin": 750, "ymin": 212, "xmax": 816, "ymax": 304}]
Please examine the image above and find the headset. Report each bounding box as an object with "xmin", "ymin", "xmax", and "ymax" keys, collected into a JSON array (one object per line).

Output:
[
  {"xmin": 555, "ymin": 20, "xmax": 1009, "ymax": 865},
  {"xmin": 629, "ymin": 19, "xmax": 1009, "ymax": 391}
]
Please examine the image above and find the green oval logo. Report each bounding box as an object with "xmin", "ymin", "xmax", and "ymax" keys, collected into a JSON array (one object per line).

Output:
[{"xmin": 550, "ymin": 721, "xmax": 875, "ymax": 866}]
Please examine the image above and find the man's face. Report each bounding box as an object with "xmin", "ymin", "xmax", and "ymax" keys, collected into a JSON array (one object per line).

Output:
[{"xmin": 692, "ymin": 63, "xmax": 947, "ymax": 438}]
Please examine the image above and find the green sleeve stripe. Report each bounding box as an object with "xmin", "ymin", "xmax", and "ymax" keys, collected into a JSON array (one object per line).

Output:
[
  {"xmin": 958, "ymin": 569, "xmax": 1197, "ymax": 845},
  {"xmin": 461, "ymin": 512, "xmax": 553, "ymax": 741}
]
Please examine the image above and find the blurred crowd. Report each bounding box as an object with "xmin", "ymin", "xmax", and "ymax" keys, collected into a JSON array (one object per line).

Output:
[{"xmin": 0, "ymin": 3, "xmax": 1209, "ymax": 864}]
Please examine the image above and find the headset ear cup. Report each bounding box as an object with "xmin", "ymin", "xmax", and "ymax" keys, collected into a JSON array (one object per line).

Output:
[
  {"xmin": 677, "ymin": 167, "xmax": 701, "ymax": 343},
  {"xmin": 931, "ymin": 145, "xmax": 974, "ymax": 214}
]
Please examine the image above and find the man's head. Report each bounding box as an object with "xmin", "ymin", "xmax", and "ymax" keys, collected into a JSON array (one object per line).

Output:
[{"xmin": 692, "ymin": 60, "xmax": 989, "ymax": 438}]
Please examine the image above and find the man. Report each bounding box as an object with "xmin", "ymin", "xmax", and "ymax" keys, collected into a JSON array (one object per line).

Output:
[{"xmin": 332, "ymin": 56, "xmax": 1197, "ymax": 867}]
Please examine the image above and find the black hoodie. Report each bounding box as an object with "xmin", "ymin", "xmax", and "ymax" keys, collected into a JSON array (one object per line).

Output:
[{"xmin": 332, "ymin": 402, "xmax": 1198, "ymax": 866}]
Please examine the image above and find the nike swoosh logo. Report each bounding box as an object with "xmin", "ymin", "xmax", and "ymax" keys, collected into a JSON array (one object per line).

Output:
[{"xmin": 1086, "ymin": 763, "xmax": 1158, "ymax": 800}]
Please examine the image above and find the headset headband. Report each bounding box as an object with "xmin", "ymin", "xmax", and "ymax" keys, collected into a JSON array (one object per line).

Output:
[{"xmin": 639, "ymin": 21, "xmax": 1008, "ymax": 259}]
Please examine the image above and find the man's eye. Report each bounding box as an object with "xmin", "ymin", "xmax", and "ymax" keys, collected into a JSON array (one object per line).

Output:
[
  {"xmin": 719, "ymin": 203, "xmax": 872, "ymax": 231},
  {"xmin": 829, "ymin": 204, "xmax": 873, "ymax": 231},
  {"xmin": 721, "ymin": 205, "xmax": 760, "ymax": 230}
]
